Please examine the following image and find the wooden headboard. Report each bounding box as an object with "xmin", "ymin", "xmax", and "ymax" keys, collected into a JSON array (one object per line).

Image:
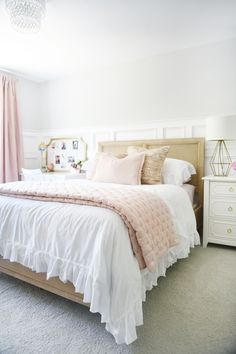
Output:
[{"xmin": 98, "ymin": 138, "xmax": 205, "ymax": 228}]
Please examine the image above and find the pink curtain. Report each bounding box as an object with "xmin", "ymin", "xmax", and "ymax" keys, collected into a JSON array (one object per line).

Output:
[{"xmin": 0, "ymin": 75, "xmax": 23, "ymax": 183}]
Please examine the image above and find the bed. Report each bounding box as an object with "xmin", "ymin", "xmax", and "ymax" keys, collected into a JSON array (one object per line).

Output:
[{"xmin": 0, "ymin": 137, "xmax": 204, "ymax": 344}]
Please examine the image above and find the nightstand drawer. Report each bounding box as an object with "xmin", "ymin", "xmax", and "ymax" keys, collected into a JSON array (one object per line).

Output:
[
  {"xmin": 209, "ymin": 220, "xmax": 236, "ymax": 243},
  {"xmin": 210, "ymin": 200, "xmax": 236, "ymax": 218},
  {"xmin": 210, "ymin": 182, "xmax": 236, "ymax": 196}
]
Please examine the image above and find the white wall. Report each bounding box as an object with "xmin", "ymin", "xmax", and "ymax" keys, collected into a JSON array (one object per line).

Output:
[
  {"xmin": 19, "ymin": 38, "xmax": 236, "ymax": 173},
  {"xmin": 18, "ymin": 79, "xmax": 41, "ymax": 131},
  {"xmin": 39, "ymin": 38, "xmax": 236, "ymax": 130}
]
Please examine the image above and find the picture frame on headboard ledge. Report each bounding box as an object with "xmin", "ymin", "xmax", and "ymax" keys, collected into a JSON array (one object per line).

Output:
[{"xmin": 46, "ymin": 137, "xmax": 87, "ymax": 172}]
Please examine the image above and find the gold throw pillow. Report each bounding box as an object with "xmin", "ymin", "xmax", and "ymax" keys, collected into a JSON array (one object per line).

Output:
[{"xmin": 127, "ymin": 146, "xmax": 170, "ymax": 184}]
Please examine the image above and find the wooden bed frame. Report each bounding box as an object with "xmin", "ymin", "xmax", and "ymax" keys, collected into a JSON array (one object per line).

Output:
[
  {"xmin": 99, "ymin": 137, "xmax": 205, "ymax": 228},
  {"xmin": 0, "ymin": 137, "xmax": 205, "ymax": 306}
]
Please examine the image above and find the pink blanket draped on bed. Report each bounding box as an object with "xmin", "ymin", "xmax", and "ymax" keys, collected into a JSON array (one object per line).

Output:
[{"xmin": 0, "ymin": 180, "xmax": 178, "ymax": 271}]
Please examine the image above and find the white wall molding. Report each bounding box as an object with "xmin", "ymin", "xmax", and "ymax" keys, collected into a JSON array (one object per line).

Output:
[
  {"xmin": 40, "ymin": 117, "xmax": 206, "ymax": 155},
  {"xmin": 38, "ymin": 117, "xmax": 206, "ymax": 136},
  {"xmin": 23, "ymin": 117, "xmax": 236, "ymax": 177},
  {"xmin": 23, "ymin": 131, "xmax": 42, "ymax": 169}
]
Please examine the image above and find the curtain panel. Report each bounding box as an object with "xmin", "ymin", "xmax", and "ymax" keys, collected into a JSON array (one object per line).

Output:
[{"xmin": 0, "ymin": 75, "xmax": 23, "ymax": 183}]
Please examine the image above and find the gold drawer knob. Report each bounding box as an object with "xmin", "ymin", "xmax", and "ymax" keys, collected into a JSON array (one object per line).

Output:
[
  {"xmin": 228, "ymin": 206, "xmax": 233, "ymax": 212},
  {"xmin": 229, "ymin": 187, "xmax": 234, "ymax": 192},
  {"xmin": 227, "ymin": 228, "xmax": 232, "ymax": 234}
]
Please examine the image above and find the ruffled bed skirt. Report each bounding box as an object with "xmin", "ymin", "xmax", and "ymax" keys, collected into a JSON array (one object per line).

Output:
[{"xmin": 0, "ymin": 231, "xmax": 200, "ymax": 345}]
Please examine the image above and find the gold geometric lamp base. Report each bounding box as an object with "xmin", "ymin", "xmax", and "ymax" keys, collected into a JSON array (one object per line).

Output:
[{"xmin": 210, "ymin": 140, "xmax": 232, "ymax": 176}]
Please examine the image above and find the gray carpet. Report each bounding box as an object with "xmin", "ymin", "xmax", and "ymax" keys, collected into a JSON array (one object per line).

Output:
[{"xmin": 0, "ymin": 245, "xmax": 236, "ymax": 354}]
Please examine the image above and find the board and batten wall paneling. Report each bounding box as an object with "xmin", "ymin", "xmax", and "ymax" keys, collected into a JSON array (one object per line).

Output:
[
  {"xmin": 115, "ymin": 129, "xmax": 157, "ymax": 141},
  {"xmin": 23, "ymin": 131, "xmax": 42, "ymax": 169},
  {"xmin": 22, "ymin": 117, "xmax": 236, "ymax": 177}
]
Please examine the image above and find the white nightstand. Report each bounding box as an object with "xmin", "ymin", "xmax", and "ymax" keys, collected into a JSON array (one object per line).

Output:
[{"xmin": 203, "ymin": 176, "xmax": 236, "ymax": 248}]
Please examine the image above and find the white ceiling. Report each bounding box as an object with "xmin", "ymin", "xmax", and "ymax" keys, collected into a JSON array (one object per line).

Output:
[{"xmin": 0, "ymin": 0, "xmax": 236, "ymax": 82}]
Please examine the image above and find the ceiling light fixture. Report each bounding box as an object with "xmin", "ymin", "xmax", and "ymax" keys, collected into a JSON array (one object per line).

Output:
[{"xmin": 5, "ymin": 0, "xmax": 46, "ymax": 34}]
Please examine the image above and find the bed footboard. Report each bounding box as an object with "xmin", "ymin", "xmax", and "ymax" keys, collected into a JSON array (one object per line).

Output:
[{"xmin": 0, "ymin": 257, "xmax": 89, "ymax": 307}]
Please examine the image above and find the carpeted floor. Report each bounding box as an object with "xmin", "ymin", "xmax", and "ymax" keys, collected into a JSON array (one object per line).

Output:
[{"xmin": 0, "ymin": 245, "xmax": 236, "ymax": 354}]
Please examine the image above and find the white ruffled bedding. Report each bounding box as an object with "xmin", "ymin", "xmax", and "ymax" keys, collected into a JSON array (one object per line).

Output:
[{"xmin": 0, "ymin": 180, "xmax": 200, "ymax": 344}]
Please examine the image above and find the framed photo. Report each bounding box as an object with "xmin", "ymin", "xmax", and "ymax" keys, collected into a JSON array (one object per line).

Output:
[
  {"xmin": 46, "ymin": 137, "xmax": 87, "ymax": 172},
  {"xmin": 72, "ymin": 140, "xmax": 78, "ymax": 150}
]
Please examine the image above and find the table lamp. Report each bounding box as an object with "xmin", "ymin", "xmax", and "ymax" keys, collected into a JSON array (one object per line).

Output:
[{"xmin": 206, "ymin": 116, "xmax": 236, "ymax": 176}]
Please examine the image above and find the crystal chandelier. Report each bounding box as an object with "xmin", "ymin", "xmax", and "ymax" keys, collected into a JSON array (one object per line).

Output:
[{"xmin": 5, "ymin": 0, "xmax": 46, "ymax": 34}]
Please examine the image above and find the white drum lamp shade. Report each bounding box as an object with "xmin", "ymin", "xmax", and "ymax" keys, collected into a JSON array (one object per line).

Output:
[{"xmin": 206, "ymin": 116, "xmax": 236, "ymax": 176}]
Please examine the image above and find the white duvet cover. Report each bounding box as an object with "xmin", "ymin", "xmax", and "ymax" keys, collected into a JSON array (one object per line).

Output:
[{"xmin": 0, "ymin": 180, "xmax": 200, "ymax": 344}]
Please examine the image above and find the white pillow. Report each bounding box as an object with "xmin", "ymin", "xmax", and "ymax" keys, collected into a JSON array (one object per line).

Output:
[
  {"xmin": 181, "ymin": 184, "xmax": 196, "ymax": 204},
  {"xmin": 162, "ymin": 158, "xmax": 196, "ymax": 185},
  {"xmin": 21, "ymin": 168, "xmax": 42, "ymax": 175},
  {"xmin": 21, "ymin": 168, "xmax": 43, "ymax": 181}
]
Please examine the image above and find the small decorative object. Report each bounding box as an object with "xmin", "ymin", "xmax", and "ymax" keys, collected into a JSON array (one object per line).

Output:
[
  {"xmin": 73, "ymin": 140, "xmax": 79, "ymax": 150},
  {"xmin": 38, "ymin": 141, "xmax": 47, "ymax": 171},
  {"xmin": 71, "ymin": 160, "xmax": 84, "ymax": 174},
  {"xmin": 61, "ymin": 142, "xmax": 66, "ymax": 150},
  {"xmin": 47, "ymin": 163, "xmax": 54, "ymax": 172},
  {"xmin": 231, "ymin": 161, "xmax": 236, "ymax": 172},
  {"xmin": 5, "ymin": 0, "xmax": 46, "ymax": 34},
  {"xmin": 206, "ymin": 116, "xmax": 236, "ymax": 176}
]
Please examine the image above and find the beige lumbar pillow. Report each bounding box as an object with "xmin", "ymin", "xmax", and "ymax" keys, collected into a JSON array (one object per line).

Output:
[
  {"xmin": 127, "ymin": 146, "xmax": 170, "ymax": 184},
  {"xmin": 91, "ymin": 152, "xmax": 145, "ymax": 185}
]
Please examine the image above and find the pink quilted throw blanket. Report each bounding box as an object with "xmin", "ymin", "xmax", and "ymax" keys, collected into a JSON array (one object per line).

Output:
[{"xmin": 0, "ymin": 180, "xmax": 178, "ymax": 271}]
